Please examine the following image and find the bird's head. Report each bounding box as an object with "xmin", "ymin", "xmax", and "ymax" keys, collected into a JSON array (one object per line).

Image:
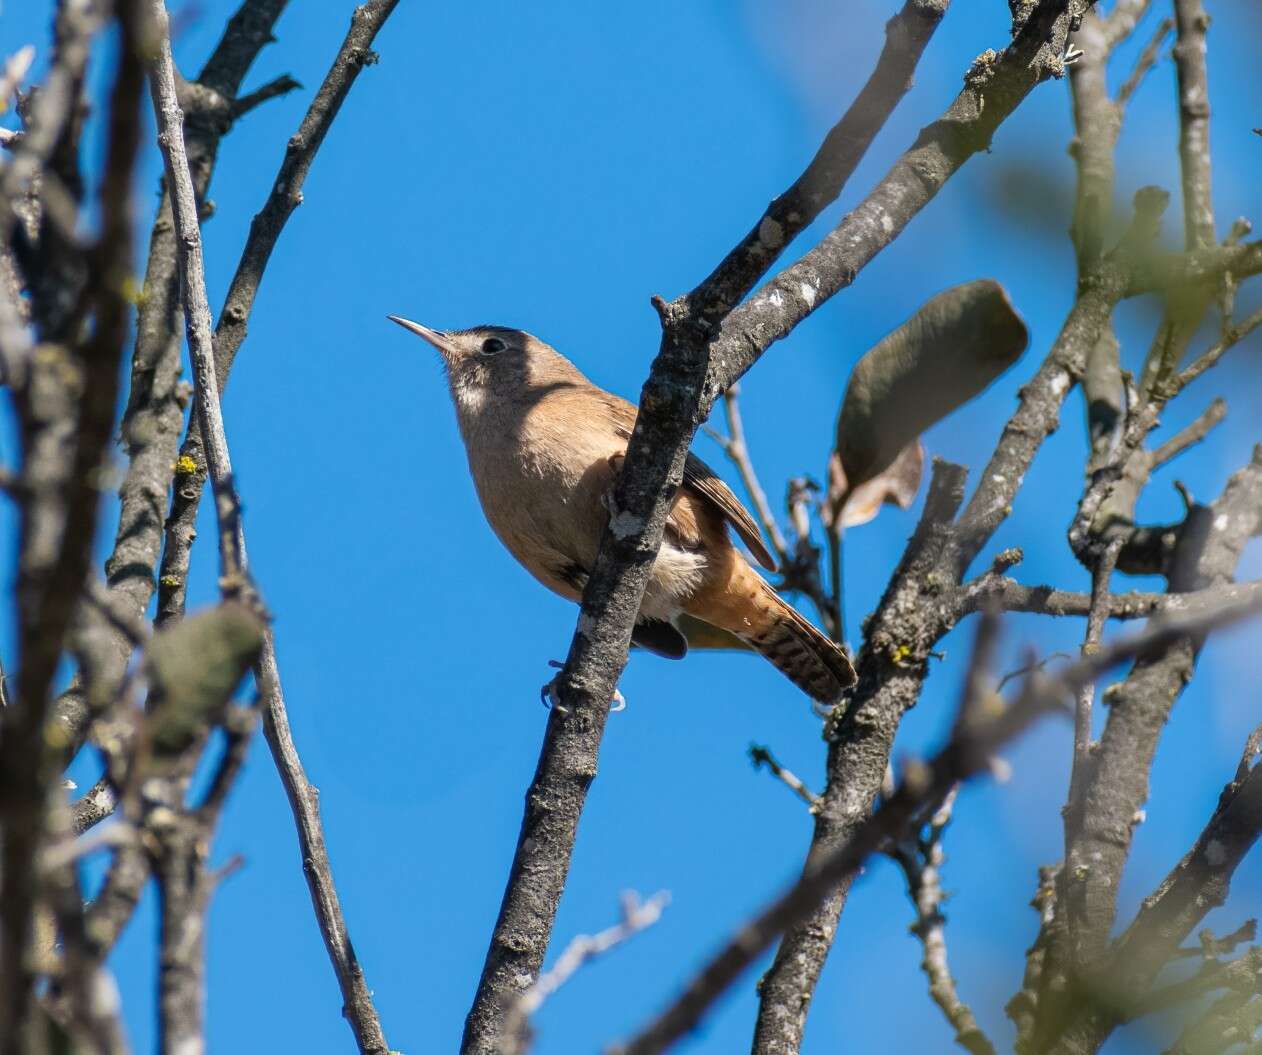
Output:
[{"xmin": 388, "ymin": 317, "xmax": 548, "ymax": 412}]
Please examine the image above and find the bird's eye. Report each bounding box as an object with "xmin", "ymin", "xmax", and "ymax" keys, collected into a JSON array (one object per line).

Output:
[{"xmin": 480, "ymin": 336, "xmax": 507, "ymax": 355}]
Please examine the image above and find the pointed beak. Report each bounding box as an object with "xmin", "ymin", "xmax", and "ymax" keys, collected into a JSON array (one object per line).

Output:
[{"xmin": 387, "ymin": 315, "xmax": 456, "ymax": 358}]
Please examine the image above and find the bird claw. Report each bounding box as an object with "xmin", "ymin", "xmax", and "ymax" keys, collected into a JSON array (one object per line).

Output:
[
  {"xmin": 811, "ymin": 697, "xmax": 839, "ymax": 721},
  {"xmin": 540, "ymin": 676, "xmax": 568, "ymax": 713},
  {"xmin": 539, "ymin": 665, "xmax": 626, "ymax": 714}
]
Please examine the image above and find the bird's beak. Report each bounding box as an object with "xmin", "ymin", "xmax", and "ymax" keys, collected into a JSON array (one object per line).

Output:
[{"xmin": 387, "ymin": 315, "xmax": 456, "ymax": 358}]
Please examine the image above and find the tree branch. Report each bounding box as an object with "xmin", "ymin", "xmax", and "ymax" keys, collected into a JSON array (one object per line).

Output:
[
  {"xmin": 0, "ymin": 3, "xmax": 145, "ymax": 1048},
  {"xmin": 1172, "ymin": 0, "xmax": 1214, "ymax": 251},
  {"xmin": 686, "ymin": 0, "xmax": 952, "ymax": 323},
  {"xmin": 459, "ymin": 1, "xmax": 1007, "ymax": 1047},
  {"xmin": 753, "ymin": 456, "xmax": 974, "ymax": 1053},
  {"xmin": 1037, "ymin": 448, "xmax": 1262, "ymax": 1053},
  {"xmin": 610, "ymin": 593, "xmax": 1262, "ymax": 1055},
  {"xmin": 462, "ymin": 6, "xmax": 1093, "ymax": 1051},
  {"xmin": 51, "ymin": 0, "xmax": 292, "ymax": 802},
  {"xmin": 1113, "ymin": 727, "xmax": 1262, "ymax": 1001},
  {"xmin": 889, "ymin": 788, "xmax": 998, "ymax": 1055},
  {"xmin": 1151, "ymin": 397, "xmax": 1226, "ymax": 467},
  {"xmin": 749, "ymin": 744, "xmax": 820, "ymax": 810},
  {"xmin": 145, "ymin": 7, "xmax": 392, "ymax": 1052},
  {"xmin": 157, "ymin": 0, "xmax": 402, "ymax": 627},
  {"xmin": 497, "ymin": 892, "xmax": 669, "ymax": 1055},
  {"xmin": 956, "ymin": 575, "xmax": 1262, "ymax": 620},
  {"xmin": 708, "ymin": 385, "xmax": 789, "ymax": 563}
]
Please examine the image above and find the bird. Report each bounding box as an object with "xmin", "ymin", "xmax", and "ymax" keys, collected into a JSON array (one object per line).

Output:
[{"xmin": 388, "ymin": 317, "xmax": 857, "ymax": 705}]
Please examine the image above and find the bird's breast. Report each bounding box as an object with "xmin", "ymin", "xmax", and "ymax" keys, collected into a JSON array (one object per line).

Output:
[{"xmin": 460, "ymin": 395, "xmax": 620, "ymax": 567}]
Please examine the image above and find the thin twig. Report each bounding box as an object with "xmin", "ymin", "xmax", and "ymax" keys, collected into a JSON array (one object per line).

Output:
[
  {"xmin": 1068, "ymin": 536, "xmax": 1124, "ymax": 819},
  {"xmin": 1175, "ymin": 307, "xmax": 1262, "ymax": 391},
  {"xmin": 147, "ymin": 1, "xmax": 244, "ymax": 583},
  {"xmin": 1115, "ymin": 18, "xmax": 1173, "ymax": 107},
  {"xmin": 71, "ymin": 777, "xmax": 119, "ymax": 836},
  {"xmin": 497, "ymin": 892, "xmax": 669, "ymax": 1055},
  {"xmin": 749, "ymin": 745, "xmax": 820, "ymax": 809},
  {"xmin": 889, "ymin": 788, "xmax": 997, "ymax": 1055},
  {"xmin": 1152, "ymin": 398, "xmax": 1226, "ymax": 467},
  {"xmin": 145, "ymin": 8, "xmax": 252, "ymax": 1052},
  {"xmin": 713, "ymin": 385, "xmax": 788, "ymax": 560},
  {"xmin": 229, "ymin": 73, "xmax": 301, "ymax": 117},
  {"xmin": 1168, "ymin": 920, "xmax": 1258, "ymax": 961},
  {"xmin": 255, "ymin": 642, "xmax": 388, "ymax": 1054},
  {"xmin": 827, "ymin": 521, "xmax": 845, "ymax": 645},
  {"xmin": 1098, "ymin": 0, "xmax": 1152, "ymax": 48},
  {"xmin": 960, "ymin": 574, "xmax": 1262, "ymax": 628},
  {"xmin": 996, "ymin": 652, "xmax": 1073, "ymax": 692}
]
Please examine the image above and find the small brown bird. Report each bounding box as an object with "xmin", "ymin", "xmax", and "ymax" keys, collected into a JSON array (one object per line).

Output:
[{"xmin": 389, "ymin": 318, "xmax": 857, "ymax": 704}]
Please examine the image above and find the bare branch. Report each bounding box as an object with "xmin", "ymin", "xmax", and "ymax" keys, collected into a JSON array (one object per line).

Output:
[
  {"xmin": 229, "ymin": 73, "xmax": 302, "ymax": 117},
  {"xmin": 611, "ymin": 594, "xmax": 1262, "ymax": 1055},
  {"xmin": 1111, "ymin": 732, "xmax": 1262, "ymax": 995},
  {"xmin": 1169, "ymin": 920, "xmax": 1259, "ymax": 962},
  {"xmin": 1126, "ymin": 241, "xmax": 1262, "ymax": 295},
  {"xmin": 1065, "ymin": 536, "xmax": 1124, "ymax": 861},
  {"xmin": 145, "ymin": 10, "xmax": 263, "ymax": 1050},
  {"xmin": 1174, "ymin": 306, "xmax": 1262, "ymax": 391},
  {"xmin": 749, "ymin": 745, "xmax": 820, "ymax": 809},
  {"xmin": 469, "ymin": 9, "xmax": 1090, "ymax": 1051},
  {"xmin": 0, "ymin": 3, "xmax": 103, "ymax": 246},
  {"xmin": 1040, "ymin": 449, "xmax": 1262, "ymax": 1053},
  {"xmin": 147, "ymin": 2, "xmax": 244, "ymax": 584},
  {"xmin": 685, "ymin": 0, "xmax": 952, "ymax": 323},
  {"xmin": 460, "ymin": 0, "xmax": 1004, "ymax": 1044},
  {"xmin": 52, "ymin": 0, "xmax": 294, "ymax": 791},
  {"xmin": 158, "ymin": 0, "xmax": 403, "ymax": 627},
  {"xmin": 255, "ymin": 642, "xmax": 390, "ymax": 1055},
  {"xmin": 1152, "ymin": 398, "xmax": 1227, "ymax": 468},
  {"xmin": 1162, "ymin": 988, "xmax": 1262, "ymax": 1055},
  {"xmin": 1115, "ymin": 16, "xmax": 1173, "ymax": 107},
  {"xmin": 145, "ymin": 7, "xmax": 392, "ymax": 1053},
  {"xmin": 497, "ymin": 892, "xmax": 669, "ymax": 1055},
  {"xmin": 71, "ymin": 778, "xmax": 119, "ymax": 837},
  {"xmin": 710, "ymin": 386, "xmax": 789, "ymax": 561},
  {"xmin": 1098, "ymin": 0, "xmax": 1151, "ymax": 47},
  {"xmin": 889, "ymin": 788, "xmax": 997, "ymax": 1055},
  {"xmin": 753, "ymin": 458, "xmax": 970, "ymax": 1054},
  {"xmin": 957, "ymin": 576, "xmax": 1262, "ymax": 621},
  {"xmin": 1173, "ymin": 0, "xmax": 1215, "ymax": 250},
  {"xmin": 0, "ymin": 2, "xmax": 145, "ymax": 1046}
]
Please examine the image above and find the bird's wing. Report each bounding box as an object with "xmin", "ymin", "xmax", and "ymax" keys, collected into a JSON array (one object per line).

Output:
[
  {"xmin": 599, "ymin": 393, "xmax": 778, "ymax": 572},
  {"xmin": 680, "ymin": 452, "xmax": 777, "ymax": 571}
]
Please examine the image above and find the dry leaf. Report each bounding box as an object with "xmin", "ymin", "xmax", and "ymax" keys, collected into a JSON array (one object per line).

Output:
[
  {"xmin": 828, "ymin": 440, "xmax": 923, "ymax": 528},
  {"xmin": 830, "ymin": 279, "xmax": 1027, "ymax": 524}
]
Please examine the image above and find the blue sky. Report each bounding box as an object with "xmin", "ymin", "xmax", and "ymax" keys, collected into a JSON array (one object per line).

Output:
[{"xmin": 5, "ymin": 1, "xmax": 1262, "ymax": 1052}]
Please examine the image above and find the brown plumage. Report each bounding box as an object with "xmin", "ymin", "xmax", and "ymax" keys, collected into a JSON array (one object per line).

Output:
[{"xmin": 388, "ymin": 318, "xmax": 857, "ymax": 704}]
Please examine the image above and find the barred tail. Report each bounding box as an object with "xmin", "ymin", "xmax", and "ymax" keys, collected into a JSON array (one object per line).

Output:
[{"xmin": 741, "ymin": 586, "xmax": 856, "ymax": 704}]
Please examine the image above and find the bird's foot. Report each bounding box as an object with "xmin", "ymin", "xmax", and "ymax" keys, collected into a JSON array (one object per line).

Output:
[
  {"xmin": 540, "ymin": 661, "xmax": 626, "ymax": 713},
  {"xmin": 540, "ymin": 662, "xmax": 568, "ymax": 713},
  {"xmin": 811, "ymin": 697, "xmax": 840, "ymax": 721}
]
